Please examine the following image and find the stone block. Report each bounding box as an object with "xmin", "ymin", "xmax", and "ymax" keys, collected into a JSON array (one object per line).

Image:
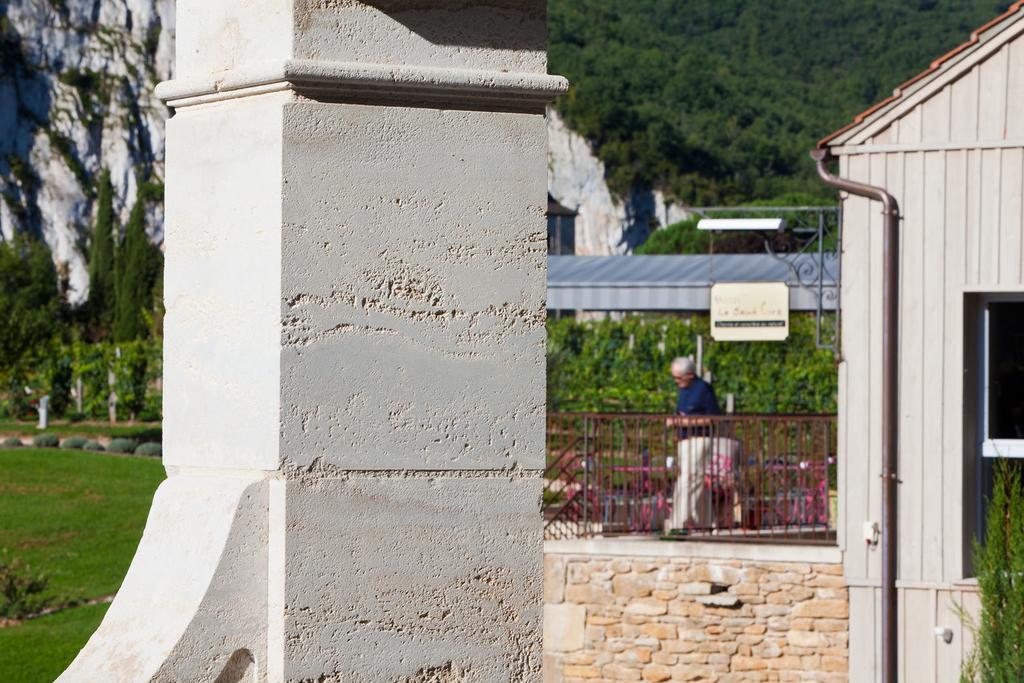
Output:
[
  {"xmin": 791, "ymin": 600, "xmax": 849, "ymax": 619},
  {"xmin": 613, "ymin": 574, "xmax": 654, "ymax": 598},
  {"xmin": 641, "ymin": 663, "xmax": 673, "ymax": 681},
  {"xmin": 567, "ymin": 563, "xmax": 591, "ymax": 584},
  {"xmin": 697, "ymin": 594, "xmax": 742, "ymax": 608},
  {"xmin": 283, "ymin": 476, "xmax": 542, "ymax": 680},
  {"xmin": 753, "ymin": 641, "xmax": 783, "ymax": 658},
  {"xmin": 612, "ymin": 560, "xmax": 633, "ymax": 573},
  {"xmin": 652, "ymin": 652, "xmax": 679, "ymax": 665},
  {"xmin": 687, "ymin": 564, "xmax": 742, "ymax": 585},
  {"xmin": 163, "ymin": 101, "xmax": 286, "ymax": 471},
  {"xmin": 563, "ymin": 664, "xmax": 601, "ymax": 679},
  {"xmin": 544, "ymin": 653, "xmax": 565, "ymax": 683},
  {"xmin": 807, "ymin": 574, "xmax": 846, "ymax": 588},
  {"xmin": 766, "ymin": 655, "xmax": 803, "ymax": 670},
  {"xmin": 801, "ymin": 654, "xmax": 822, "ymax": 670},
  {"xmin": 662, "ymin": 639, "xmax": 699, "ymax": 654},
  {"xmin": 603, "ymin": 663, "xmax": 643, "ymax": 680},
  {"xmin": 546, "ymin": 555, "xmax": 567, "ymax": 603},
  {"xmin": 754, "ymin": 605, "xmax": 791, "ymax": 618},
  {"xmin": 615, "ymin": 647, "xmax": 652, "ymax": 664},
  {"xmin": 641, "ymin": 622, "xmax": 679, "ymax": 640},
  {"xmin": 732, "ymin": 656, "xmax": 768, "ymax": 671},
  {"xmin": 814, "ymin": 587, "xmax": 848, "ymax": 600},
  {"xmin": 566, "ymin": 583, "xmax": 614, "ymax": 605},
  {"xmin": 823, "ymin": 655, "xmax": 847, "ymax": 671},
  {"xmin": 626, "ymin": 598, "xmax": 669, "ymax": 616},
  {"xmin": 669, "ymin": 600, "xmax": 704, "ymax": 617},
  {"xmin": 814, "ymin": 619, "xmax": 848, "ymax": 632},
  {"xmin": 279, "ymin": 103, "xmax": 547, "ymax": 471},
  {"xmin": 544, "ymin": 604, "xmax": 587, "ymax": 653},
  {"xmin": 787, "ymin": 631, "xmax": 826, "ymax": 648}
]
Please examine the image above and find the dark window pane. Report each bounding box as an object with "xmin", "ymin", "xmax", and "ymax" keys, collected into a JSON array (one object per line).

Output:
[{"xmin": 989, "ymin": 302, "xmax": 1024, "ymax": 439}]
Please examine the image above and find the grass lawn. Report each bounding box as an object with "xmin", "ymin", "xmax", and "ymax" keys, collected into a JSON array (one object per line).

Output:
[
  {"xmin": 0, "ymin": 603, "xmax": 109, "ymax": 683},
  {"xmin": 0, "ymin": 448, "xmax": 164, "ymax": 681},
  {"xmin": 0, "ymin": 420, "xmax": 161, "ymax": 441},
  {"xmin": 0, "ymin": 448, "xmax": 165, "ymax": 601}
]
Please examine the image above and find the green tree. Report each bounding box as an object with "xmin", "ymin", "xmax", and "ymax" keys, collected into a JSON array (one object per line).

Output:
[
  {"xmin": 635, "ymin": 217, "xmax": 708, "ymax": 255},
  {"xmin": 47, "ymin": 354, "xmax": 73, "ymax": 417},
  {"xmin": 550, "ymin": 0, "xmax": 1014, "ymax": 204},
  {"xmin": 87, "ymin": 169, "xmax": 116, "ymax": 328},
  {"xmin": 963, "ymin": 460, "xmax": 1024, "ymax": 682},
  {"xmin": 114, "ymin": 199, "xmax": 149, "ymax": 341},
  {"xmin": 0, "ymin": 234, "xmax": 61, "ymax": 414}
]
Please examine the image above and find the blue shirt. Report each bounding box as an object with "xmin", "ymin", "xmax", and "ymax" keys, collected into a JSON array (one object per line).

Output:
[{"xmin": 676, "ymin": 378, "xmax": 722, "ymax": 416}]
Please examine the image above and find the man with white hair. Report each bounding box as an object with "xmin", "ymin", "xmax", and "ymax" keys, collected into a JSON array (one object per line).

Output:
[
  {"xmin": 666, "ymin": 356, "xmax": 731, "ymax": 533},
  {"xmin": 669, "ymin": 357, "xmax": 721, "ymax": 420}
]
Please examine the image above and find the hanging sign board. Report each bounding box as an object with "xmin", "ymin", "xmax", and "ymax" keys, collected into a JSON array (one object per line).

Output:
[{"xmin": 710, "ymin": 282, "xmax": 789, "ymax": 341}]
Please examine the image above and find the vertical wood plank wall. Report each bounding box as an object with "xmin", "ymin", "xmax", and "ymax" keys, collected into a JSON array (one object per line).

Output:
[{"xmin": 836, "ymin": 33, "xmax": 1024, "ymax": 682}]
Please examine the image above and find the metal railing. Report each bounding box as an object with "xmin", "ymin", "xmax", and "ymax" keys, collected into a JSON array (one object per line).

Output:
[{"xmin": 544, "ymin": 413, "xmax": 837, "ymax": 544}]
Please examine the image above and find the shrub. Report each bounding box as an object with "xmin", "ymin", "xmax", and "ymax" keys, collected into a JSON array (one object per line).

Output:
[
  {"xmin": 134, "ymin": 442, "xmax": 162, "ymax": 457},
  {"xmin": 0, "ymin": 553, "xmax": 50, "ymax": 619},
  {"xmin": 1, "ymin": 437, "xmax": 23, "ymax": 448},
  {"xmin": 48, "ymin": 355, "xmax": 73, "ymax": 417},
  {"xmin": 962, "ymin": 459, "xmax": 1024, "ymax": 682},
  {"xmin": 547, "ymin": 313, "xmax": 837, "ymax": 413},
  {"xmin": 137, "ymin": 407, "xmax": 161, "ymax": 423},
  {"xmin": 60, "ymin": 436, "xmax": 88, "ymax": 449},
  {"xmin": 82, "ymin": 440, "xmax": 104, "ymax": 451},
  {"xmin": 31, "ymin": 433, "xmax": 59, "ymax": 448},
  {"xmin": 67, "ymin": 412, "xmax": 86, "ymax": 423},
  {"xmin": 106, "ymin": 438, "xmax": 137, "ymax": 454}
]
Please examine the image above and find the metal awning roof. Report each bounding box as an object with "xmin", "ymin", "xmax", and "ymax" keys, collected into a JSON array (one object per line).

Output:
[{"xmin": 547, "ymin": 255, "xmax": 837, "ymax": 311}]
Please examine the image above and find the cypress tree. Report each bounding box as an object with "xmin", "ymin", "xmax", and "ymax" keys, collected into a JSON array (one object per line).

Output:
[
  {"xmin": 87, "ymin": 170, "xmax": 116, "ymax": 328},
  {"xmin": 964, "ymin": 460, "xmax": 1024, "ymax": 681},
  {"xmin": 113, "ymin": 199, "xmax": 148, "ymax": 341}
]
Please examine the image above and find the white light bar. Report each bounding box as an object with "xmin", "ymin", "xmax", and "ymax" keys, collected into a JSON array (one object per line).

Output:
[{"xmin": 697, "ymin": 218, "xmax": 785, "ymax": 231}]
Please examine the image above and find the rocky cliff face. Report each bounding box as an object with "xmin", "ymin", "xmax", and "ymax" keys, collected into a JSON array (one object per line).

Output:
[
  {"xmin": 0, "ymin": 0, "xmax": 174, "ymax": 303},
  {"xmin": 1, "ymin": 2, "xmax": 673, "ymax": 303},
  {"xmin": 547, "ymin": 110, "xmax": 690, "ymax": 256}
]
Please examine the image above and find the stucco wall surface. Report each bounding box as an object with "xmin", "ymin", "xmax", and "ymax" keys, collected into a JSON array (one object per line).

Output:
[
  {"xmin": 283, "ymin": 475, "xmax": 543, "ymax": 680},
  {"xmin": 173, "ymin": 0, "xmax": 548, "ymax": 82},
  {"xmin": 278, "ymin": 102, "xmax": 546, "ymax": 471}
]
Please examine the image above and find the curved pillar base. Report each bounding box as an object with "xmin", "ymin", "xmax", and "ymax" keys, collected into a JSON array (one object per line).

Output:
[{"xmin": 58, "ymin": 475, "xmax": 269, "ymax": 683}]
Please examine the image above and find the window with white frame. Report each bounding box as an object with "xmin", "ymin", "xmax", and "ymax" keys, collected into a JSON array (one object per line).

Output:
[{"xmin": 981, "ymin": 301, "xmax": 1024, "ymax": 458}]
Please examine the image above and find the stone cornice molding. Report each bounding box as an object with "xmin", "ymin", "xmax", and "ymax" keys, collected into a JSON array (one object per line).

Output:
[{"xmin": 156, "ymin": 59, "xmax": 568, "ymax": 112}]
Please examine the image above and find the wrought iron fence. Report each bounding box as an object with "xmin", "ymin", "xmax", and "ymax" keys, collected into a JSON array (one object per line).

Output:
[{"xmin": 544, "ymin": 413, "xmax": 837, "ymax": 544}]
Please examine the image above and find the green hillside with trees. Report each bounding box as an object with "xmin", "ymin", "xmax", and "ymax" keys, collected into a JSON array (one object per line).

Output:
[{"xmin": 550, "ymin": 0, "xmax": 1014, "ymax": 205}]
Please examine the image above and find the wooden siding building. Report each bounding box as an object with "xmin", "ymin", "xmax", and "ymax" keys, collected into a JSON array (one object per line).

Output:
[{"xmin": 820, "ymin": 3, "xmax": 1024, "ymax": 680}]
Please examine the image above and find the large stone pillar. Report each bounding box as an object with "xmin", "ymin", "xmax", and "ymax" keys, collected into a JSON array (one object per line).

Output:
[{"xmin": 59, "ymin": 3, "xmax": 565, "ymax": 681}]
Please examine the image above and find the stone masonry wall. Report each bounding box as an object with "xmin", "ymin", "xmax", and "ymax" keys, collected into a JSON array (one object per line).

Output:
[{"xmin": 544, "ymin": 553, "xmax": 849, "ymax": 683}]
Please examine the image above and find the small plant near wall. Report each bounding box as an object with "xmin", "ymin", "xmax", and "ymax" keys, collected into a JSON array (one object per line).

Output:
[
  {"xmin": 961, "ymin": 459, "xmax": 1024, "ymax": 682},
  {"xmin": 0, "ymin": 553, "xmax": 50, "ymax": 620}
]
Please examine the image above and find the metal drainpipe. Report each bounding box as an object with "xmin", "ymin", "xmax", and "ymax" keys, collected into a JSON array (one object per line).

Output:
[{"xmin": 810, "ymin": 148, "xmax": 901, "ymax": 683}]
